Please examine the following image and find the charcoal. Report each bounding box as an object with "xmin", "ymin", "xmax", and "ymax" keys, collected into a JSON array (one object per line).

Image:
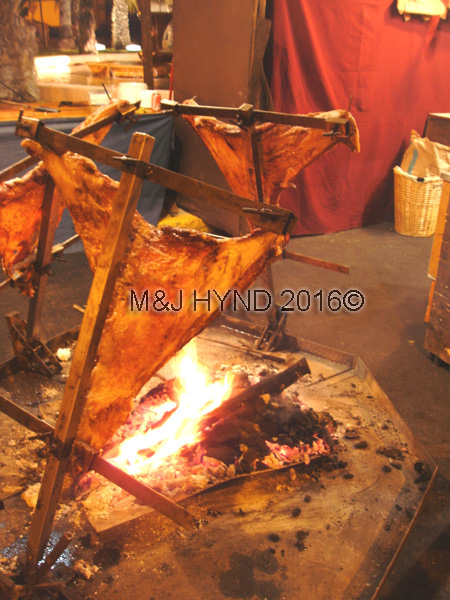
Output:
[
  {"xmin": 204, "ymin": 446, "xmax": 237, "ymax": 465},
  {"xmin": 240, "ymin": 448, "xmax": 261, "ymax": 471},
  {"xmin": 295, "ymin": 530, "xmax": 309, "ymax": 551},
  {"xmin": 377, "ymin": 446, "xmax": 404, "ymax": 460},
  {"xmin": 259, "ymin": 418, "xmax": 280, "ymax": 438},
  {"xmin": 288, "ymin": 411, "xmax": 309, "ymax": 428},
  {"xmin": 414, "ymin": 471, "xmax": 431, "ymax": 484},
  {"xmin": 354, "ymin": 441, "xmax": 368, "ymax": 449},
  {"xmin": 291, "ymin": 507, "xmax": 301, "ymax": 517},
  {"xmin": 246, "ymin": 433, "xmax": 270, "ymax": 455},
  {"xmin": 208, "ymin": 420, "xmax": 241, "ymax": 445},
  {"xmin": 278, "ymin": 435, "xmax": 293, "ymax": 447}
]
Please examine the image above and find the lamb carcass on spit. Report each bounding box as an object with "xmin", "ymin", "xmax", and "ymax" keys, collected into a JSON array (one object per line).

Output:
[
  {"xmin": 23, "ymin": 138, "xmax": 286, "ymax": 450},
  {"xmin": 0, "ymin": 101, "xmax": 133, "ymax": 295}
]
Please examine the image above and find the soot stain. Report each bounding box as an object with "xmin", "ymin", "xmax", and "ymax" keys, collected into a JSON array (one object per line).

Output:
[{"xmin": 218, "ymin": 550, "xmax": 281, "ymax": 600}]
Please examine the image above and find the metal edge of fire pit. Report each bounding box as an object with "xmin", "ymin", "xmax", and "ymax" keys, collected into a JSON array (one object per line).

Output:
[
  {"xmin": 0, "ymin": 319, "xmax": 437, "ymax": 600},
  {"xmin": 215, "ymin": 316, "xmax": 438, "ymax": 600}
]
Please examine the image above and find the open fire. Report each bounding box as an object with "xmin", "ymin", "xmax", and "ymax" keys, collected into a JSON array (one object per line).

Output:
[
  {"xmin": 97, "ymin": 339, "xmax": 333, "ymax": 500},
  {"xmin": 104, "ymin": 340, "xmax": 234, "ymax": 475}
]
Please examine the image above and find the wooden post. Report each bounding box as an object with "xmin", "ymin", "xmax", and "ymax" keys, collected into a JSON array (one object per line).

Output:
[
  {"xmin": 26, "ymin": 178, "xmax": 59, "ymax": 339},
  {"xmin": 23, "ymin": 132, "xmax": 155, "ymax": 580},
  {"xmin": 139, "ymin": 0, "xmax": 154, "ymax": 89}
]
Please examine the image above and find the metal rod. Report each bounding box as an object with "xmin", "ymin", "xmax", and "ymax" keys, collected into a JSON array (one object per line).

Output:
[
  {"xmin": 36, "ymin": 532, "xmax": 74, "ymax": 582},
  {"xmin": 248, "ymin": 121, "xmax": 265, "ymax": 204},
  {"xmin": 0, "ymin": 234, "xmax": 81, "ymax": 296},
  {"xmin": 197, "ymin": 334, "xmax": 287, "ymax": 364},
  {"xmin": 53, "ymin": 233, "xmax": 81, "ymax": 253},
  {"xmin": 0, "ymin": 395, "xmax": 53, "ymax": 435},
  {"xmin": 161, "ymin": 100, "xmax": 351, "ymax": 134},
  {"xmin": 0, "ymin": 279, "xmax": 11, "ymax": 293},
  {"xmin": 282, "ymin": 250, "xmax": 350, "ymax": 274},
  {"xmin": 91, "ymin": 456, "xmax": 196, "ymax": 530}
]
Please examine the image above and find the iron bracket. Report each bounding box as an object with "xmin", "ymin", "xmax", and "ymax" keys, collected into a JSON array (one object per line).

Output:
[{"xmin": 6, "ymin": 312, "xmax": 62, "ymax": 377}]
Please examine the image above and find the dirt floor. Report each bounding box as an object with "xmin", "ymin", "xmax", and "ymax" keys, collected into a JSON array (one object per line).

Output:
[{"xmin": 0, "ymin": 222, "xmax": 449, "ymax": 599}]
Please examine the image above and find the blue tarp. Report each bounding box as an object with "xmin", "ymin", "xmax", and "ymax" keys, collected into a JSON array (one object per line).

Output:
[{"xmin": 0, "ymin": 112, "xmax": 173, "ymax": 247}]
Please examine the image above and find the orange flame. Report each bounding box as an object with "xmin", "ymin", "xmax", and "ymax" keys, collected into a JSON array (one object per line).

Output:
[{"xmin": 106, "ymin": 340, "xmax": 233, "ymax": 475}]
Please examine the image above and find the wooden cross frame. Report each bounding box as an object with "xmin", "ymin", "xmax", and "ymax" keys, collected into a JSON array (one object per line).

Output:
[
  {"xmin": 0, "ymin": 104, "xmax": 140, "ymax": 374},
  {"xmin": 0, "ymin": 131, "xmax": 196, "ymax": 599}
]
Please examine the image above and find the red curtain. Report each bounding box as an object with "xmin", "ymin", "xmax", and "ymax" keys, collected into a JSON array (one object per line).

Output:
[{"xmin": 266, "ymin": 1, "xmax": 450, "ymax": 235}]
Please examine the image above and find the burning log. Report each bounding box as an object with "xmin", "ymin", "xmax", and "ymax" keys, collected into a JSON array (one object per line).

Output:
[
  {"xmin": 200, "ymin": 357, "xmax": 311, "ymax": 428},
  {"xmin": 78, "ymin": 345, "xmax": 334, "ymax": 511}
]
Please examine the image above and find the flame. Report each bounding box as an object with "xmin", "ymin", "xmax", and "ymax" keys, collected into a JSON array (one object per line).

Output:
[{"xmin": 106, "ymin": 339, "xmax": 233, "ymax": 475}]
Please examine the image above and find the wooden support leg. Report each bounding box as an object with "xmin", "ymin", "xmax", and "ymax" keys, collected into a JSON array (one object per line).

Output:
[
  {"xmin": 23, "ymin": 132, "xmax": 155, "ymax": 581},
  {"xmin": 26, "ymin": 178, "xmax": 58, "ymax": 339}
]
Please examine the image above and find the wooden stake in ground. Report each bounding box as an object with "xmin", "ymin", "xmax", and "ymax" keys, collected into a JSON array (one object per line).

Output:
[{"xmin": 23, "ymin": 132, "xmax": 155, "ymax": 581}]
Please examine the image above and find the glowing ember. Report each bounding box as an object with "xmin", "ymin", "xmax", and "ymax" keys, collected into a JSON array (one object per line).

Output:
[{"xmin": 105, "ymin": 340, "xmax": 233, "ymax": 475}]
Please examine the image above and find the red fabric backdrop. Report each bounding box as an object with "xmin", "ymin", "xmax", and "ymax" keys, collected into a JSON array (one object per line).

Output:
[{"xmin": 266, "ymin": 0, "xmax": 450, "ymax": 235}]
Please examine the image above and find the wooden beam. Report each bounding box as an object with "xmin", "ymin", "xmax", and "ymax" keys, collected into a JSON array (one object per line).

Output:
[
  {"xmin": 23, "ymin": 132, "xmax": 155, "ymax": 580},
  {"xmin": 26, "ymin": 178, "xmax": 59, "ymax": 338}
]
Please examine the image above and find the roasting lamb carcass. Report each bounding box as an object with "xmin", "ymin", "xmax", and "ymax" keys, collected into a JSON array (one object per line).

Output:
[
  {"xmin": 0, "ymin": 101, "xmax": 133, "ymax": 295},
  {"xmin": 183, "ymin": 103, "xmax": 360, "ymax": 205},
  {"xmin": 22, "ymin": 138, "xmax": 287, "ymax": 450}
]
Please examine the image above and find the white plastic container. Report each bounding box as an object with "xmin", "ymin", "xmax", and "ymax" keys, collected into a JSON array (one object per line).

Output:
[{"xmin": 117, "ymin": 82, "xmax": 148, "ymax": 103}]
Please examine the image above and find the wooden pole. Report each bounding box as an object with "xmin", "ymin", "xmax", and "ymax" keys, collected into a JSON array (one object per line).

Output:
[
  {"xmin": 26, "ymin": 178, "xmax": 59, "ymax": 339},
  {"xmin": 139, "ymin": 0, "xmax": 154, "ymax": 89},
  {"xmin": 23, "ymin": 132, "xmax": 155, "ymax": 581}
]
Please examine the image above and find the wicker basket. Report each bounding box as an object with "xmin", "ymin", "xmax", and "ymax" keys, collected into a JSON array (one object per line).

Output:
[{"xmin": 393, "ymin": 166, "xmax": 442, "ymax": 237}]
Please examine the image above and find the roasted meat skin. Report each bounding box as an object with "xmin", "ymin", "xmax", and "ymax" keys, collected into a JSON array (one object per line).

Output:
[
  {"xmin": 0, "ymin": 165, "xmax": 51, "ymax": 291},
  {"xmin": 183, "ymin": 105, "xmax": 360, "ymax": 204},
  {"xmin": 0, "ymin": 101, "xmax": 131, "ymax": 295},
  {"xmin": 23, "ymin": 139, "xmax": 286, "ymax": 450}
]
